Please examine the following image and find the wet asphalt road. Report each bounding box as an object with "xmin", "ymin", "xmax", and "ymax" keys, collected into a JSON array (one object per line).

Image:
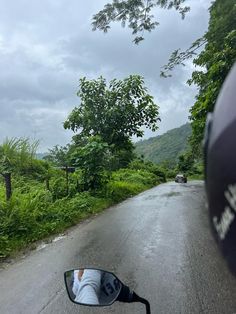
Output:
[{"xmin": 0, "ymin": 181, "xmax": 236, "ymax": 314}]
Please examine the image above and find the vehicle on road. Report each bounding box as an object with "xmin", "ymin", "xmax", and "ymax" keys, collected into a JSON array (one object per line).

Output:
[
  {"xmin": 175, "ymin": 174, "xmax": 187, "ymax": 183},
  {"xmin": 64, "ymin": 268, "xmax": 151, "ymax": 313}
]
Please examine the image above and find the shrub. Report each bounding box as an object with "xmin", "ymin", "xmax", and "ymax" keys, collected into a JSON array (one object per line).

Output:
[
  {"xmin": 106, "ymin": 180, "xmax": 145, "ymax": 203},
  {"xmin": 0, "ymin": 155, "xmax": 164, "ymax": 258},
  {"xmin": 165, "ymin": 169, "xmax": 176, "ymax": 179},
  {"xmin": 50, "ymin": 177, "xmax": 68, "ymax": 199},
  {"xmin": 129, "ymin": 159, "xmax": 166, "ymax": 182},
  {"xmin": 71, "ymin": 136, "xmax": 111, "ymax": 191},
  {"xmin": 19, "ymin": 159, "xmax": 49, "ymax": 181},
  {"xmin": 112, "ymin": 168, "xmax": 157, "ymax": 186},
  {"xmin": 0, "ymin": 196, "xmax": 39, "ymax": 239}
]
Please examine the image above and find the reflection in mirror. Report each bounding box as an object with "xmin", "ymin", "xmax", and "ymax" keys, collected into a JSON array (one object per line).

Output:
[{"xmin": 64, "ymin": 269, "xmax": 122, "ymax": 306}]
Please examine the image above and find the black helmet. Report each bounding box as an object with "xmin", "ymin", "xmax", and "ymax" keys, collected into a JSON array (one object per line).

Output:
[{"xmin": 204, "ymin": 63, "xmax": 236, "ymax": 275}]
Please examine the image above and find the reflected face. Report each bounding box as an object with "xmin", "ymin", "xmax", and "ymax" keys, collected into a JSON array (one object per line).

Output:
[{"xmin": 64, "ymin": 268, "xmax": 122, "ymax": 306}]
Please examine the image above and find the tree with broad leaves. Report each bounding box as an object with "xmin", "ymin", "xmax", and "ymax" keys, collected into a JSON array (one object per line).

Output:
[
  {"xmin": 64, "ymin": 75, "xmax": 160, "ymax": 154},
  {"xmin": 91, "ymin": 0, "xmax": 221, "ymax": 80},
  {"xmin": 70, "ymin": 136, "xmax": 111, "ymax": 191},
  {"xmin": 162, "ymin": 0, "xmax": 236, "ymax": 77},
  {"xmin": 92, "ymin": 0, "xmax": 190, "ymax": 44},
  {"xmin": 188, "ymin": 0, "xmax": 236, "ymax": 155}
]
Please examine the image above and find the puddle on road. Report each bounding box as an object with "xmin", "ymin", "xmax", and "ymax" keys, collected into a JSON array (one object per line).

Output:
[
  {"xmin": 144, "ymin": 195, "xmax": 159, "ymax": 200},
  {"xmin": 161, "ymin": 192, "xmax": 181, "ymax": 197},
  {"xmin": 144, "ymin": 191, "xmax": 182, "ymax": 200}
]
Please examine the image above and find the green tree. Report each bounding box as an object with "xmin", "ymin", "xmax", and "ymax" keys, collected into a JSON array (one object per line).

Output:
[
  {"xmin": 71, "ymin": 136, "xmax": 111, "ymax": 190},
  {"xmin": 161, "ymin": 0, "xmax": 236, "ymax": 154},
  {"xmin": 44, "ymin": 145, "xmax": 71, "ymax": 167},
  {"xmin": 92, "ymin": 0, "xmax": 190, "ymax": 44},
  {"xmin": 162, "ymin": 0, "xmax": 236, "ymax": 77},
  {"xmin": 64, "ymin": 75, "xmax": 160, "ymax": 163},
  {"xmin": 177, "ymin": 151, "xmax": 194, "ymax": 174},
  {"xmin": 188, "ymin": 0, "xmax": 236, "ymax": 155}
]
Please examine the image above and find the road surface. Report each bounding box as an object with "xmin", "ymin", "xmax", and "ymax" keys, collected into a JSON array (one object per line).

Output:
[{"xmin": 0, "ymin": 181, "xmax": 236, "ymax": 314}]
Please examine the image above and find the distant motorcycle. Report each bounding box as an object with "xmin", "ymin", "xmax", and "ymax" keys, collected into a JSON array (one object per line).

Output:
[{"xmin": 64, "ymin": 268, "xmax": 151, "ymax": 314}]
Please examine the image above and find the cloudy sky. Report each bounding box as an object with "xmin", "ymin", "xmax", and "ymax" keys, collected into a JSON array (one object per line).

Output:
[{"xmin": 0, "ymin": 0, "xmax": 212, "ymax": 152}]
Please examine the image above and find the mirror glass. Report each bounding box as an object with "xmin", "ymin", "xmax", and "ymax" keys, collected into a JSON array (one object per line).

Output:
[{"xmin": 64, "ymin": 268, "xmax": 122, "ymax": 306}]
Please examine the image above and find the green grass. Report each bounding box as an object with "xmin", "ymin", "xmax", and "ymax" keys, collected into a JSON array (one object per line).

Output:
[{"xmin": 0, "ymin": 168, "xmax": 158, "ymax": 259}]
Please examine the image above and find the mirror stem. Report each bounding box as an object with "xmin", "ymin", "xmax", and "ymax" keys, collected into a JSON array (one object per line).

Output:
[
  {"xmin": 132, "ymin": 291, "xmax": 151, "ymax": 314},
  {"xmin": 117, "ymin": 286, "xmax": 151, "ymax": 314}
]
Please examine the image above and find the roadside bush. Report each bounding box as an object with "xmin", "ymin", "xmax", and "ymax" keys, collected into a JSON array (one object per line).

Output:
[
  {"xmin": 187, "ymin": 161, "xmax": 204, "ymax": 179},
  {"xmin": 11, "ymin": 176, "xmax": 38, "ymax": 193},
  {"xmin": 165, "ymin": 168, "xmax": 176, "ymax": 180},
  {"xmin": 0, "ymin": 155, "xmax": 164, "ymax": 259},
  {"xmin": 0, "ymin": 188, "xmax": 110, "ymax": 258},
  {"xmin": 128, "ymin": 160, "xmax": 166, "ymax": 182},
  {"xmin": 112, "ymin": 168, "xmax": 157, "ymax": 186},
  {"xmin": 19, "ymin": 159, "xmax": 49, "ymax": 181},
  {"xmin": 50, "ymin": 177, "xmax": 68, "ymax": 199},
  {"xmin": 0, "ymin": 196, "xmax": 39, "ymax": 239},
  {"xmin": 71, "ymin": 136, "xmax": 111, "ymax": 191},
  {"xmin": 47, "ymin": 192, "xmax": 109, "ymax": 225},
  {"xmin": 106, "ymin": 181, "xmax": 145, "ymax": 203},
  {"xmin": 0, "ymin": 235, "xmax": 10, "ymax": 258}
]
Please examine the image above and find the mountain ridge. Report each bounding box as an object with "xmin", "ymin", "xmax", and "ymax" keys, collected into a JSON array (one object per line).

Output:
[{"xmin": 135, "ymin": 123, "xmax": 191, "ymax": 165}]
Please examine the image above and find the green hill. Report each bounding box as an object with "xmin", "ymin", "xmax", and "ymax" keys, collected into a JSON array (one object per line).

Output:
[{"xmin": 135, "ymin": 123, "xmax": 192, "ymax": 165}]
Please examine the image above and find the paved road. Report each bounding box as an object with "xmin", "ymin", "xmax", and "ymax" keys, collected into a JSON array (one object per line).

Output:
[{"xmin": 0, "ymin": 181, "xmax": 236, "ymax": 314}]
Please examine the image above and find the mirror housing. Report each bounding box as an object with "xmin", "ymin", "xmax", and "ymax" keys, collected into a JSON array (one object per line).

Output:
[{"xmin": 64, "ymin": 268, "xmax": 122, "ymax": 306}]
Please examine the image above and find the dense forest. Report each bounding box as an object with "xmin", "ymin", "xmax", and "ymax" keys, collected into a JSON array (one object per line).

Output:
[{"xmin": 135, "ymin": 123, "xmax": 191, "ymax": 165}]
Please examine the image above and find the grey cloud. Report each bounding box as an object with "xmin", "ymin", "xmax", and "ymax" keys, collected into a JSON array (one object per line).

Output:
[
  {"xmin": 0, "ymin": 98, "xmax": 74, "ymax": 151},
  {"xmin": 59, "ymin": 0, "xmax": 210, "ymax": 103},
  {"xmin": 0, "ymin": 0, "xmax": 212, "ymax": 151}
]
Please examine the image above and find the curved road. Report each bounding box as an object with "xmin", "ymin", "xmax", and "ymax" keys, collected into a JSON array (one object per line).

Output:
[{"xmin": 0, "ymin": 181, "xmax": 236, "ymax": 313}]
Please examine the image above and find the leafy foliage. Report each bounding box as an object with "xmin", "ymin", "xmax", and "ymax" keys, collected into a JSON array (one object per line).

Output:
[
  {"xmin": 64, "ymin": 75, "xmax": 160, "ymax": 185},
  {"xmin": 177, "ymin": 150, "xmax": 194, "ymax": 173},
  {"xmin": 0, "ymin": 159, "xmax": 161, "ymax": 258},
  {"xmin": 92, "ymin": 0, "xmax": 190, "ymax": 44},
  {"xmin": 112, "ymin": 168, "xmax": 158, "ymax": 185},
  {"xmin": 128, "ymin": 159, "xmax": 166, "ymax": 182},
  {"xmin": 161, "ymin": 37, "xmax": 207, "ymax": 77},
  {"xmin": 106, "ymin": 180, "xmax": 145, "ymax": 202},
  {"xmin": 188, "ymin": 0, "xmax": 236, "ymax": 155},
  {"xmin": 64, "ymin": 75, "xmax": 160, "ymax": 147},
  {"xmin": 162, "ymin": 1, "xmax": 236, "ymax": 76},
  {"xmin": 43, "ymin": 145, "xmax": 71, "ymax": 167},
  {"xmin": 70, "ymin": 136, "xmax": 111, "ymax": 191}
]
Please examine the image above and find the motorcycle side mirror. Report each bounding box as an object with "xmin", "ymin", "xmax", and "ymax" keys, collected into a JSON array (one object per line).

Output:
[
  {"xmin": 64, "ymin": 268, "xmax": 151, "ymax": 313},
  {"xmin": 64, "ymin": 268, "xmax": 122, "ymax": 306}
]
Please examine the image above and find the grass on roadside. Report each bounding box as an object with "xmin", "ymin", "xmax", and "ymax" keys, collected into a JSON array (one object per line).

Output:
[{"xmin": 0, "ymin": 168, "xmax": 162, "ymax": 259}]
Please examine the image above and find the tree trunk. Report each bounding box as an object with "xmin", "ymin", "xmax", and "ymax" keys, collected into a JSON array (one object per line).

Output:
[{"xmin": 4, "ymin": 173, "xmax": 12, "ymax": 201}]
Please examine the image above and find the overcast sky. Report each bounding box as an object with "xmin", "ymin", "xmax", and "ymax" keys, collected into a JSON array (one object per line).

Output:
[{"xmin": 0, "ymin": 0, "xmax": 212, "ymax": 152}]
